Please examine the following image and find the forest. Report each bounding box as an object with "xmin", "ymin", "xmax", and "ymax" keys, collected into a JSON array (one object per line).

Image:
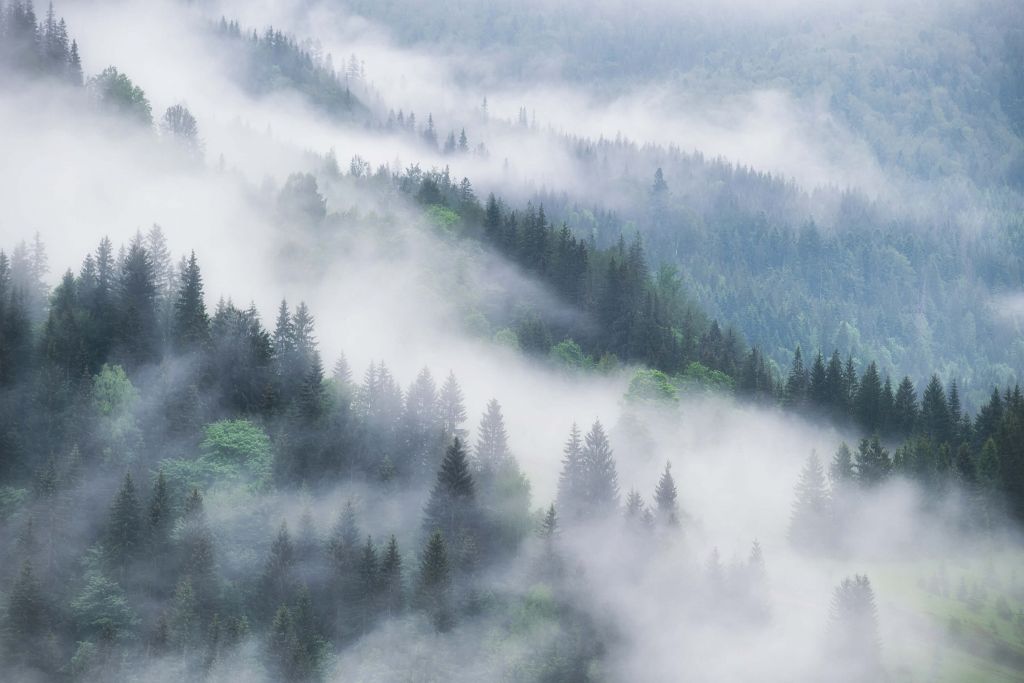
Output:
[{"xmin": 2, "ymin": 0, "xmax": 1024, "ymax": 681}]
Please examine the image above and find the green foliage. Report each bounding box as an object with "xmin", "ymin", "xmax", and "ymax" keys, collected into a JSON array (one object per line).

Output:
[
  {"xmin": 625, "ymin": 368, "xmax": 679, "ymax": 405},
  {"xmin": 549, "ymin": 339, "xmax": 593, "ymax": 371},
  {"xmin": 161, "ymin": 419, "xmax": 273, "ymax": 494},
  {"xmin": 88, "ymin": 67, "xmax": 153, "ymax": 126},
  {"xmin": 92, "ymin": 363, "xmax": 137, "ymax": 416},
  {"xmin": 425, "ymin": 205, "xmax": 461, "ymax": 234},
  {"xmin": 70, "ymin": 570, "xmax": 138, "ymax": 642},
  {"xmin": 677, "ymin": 361, "xmax": 734, "ymax": 394}
]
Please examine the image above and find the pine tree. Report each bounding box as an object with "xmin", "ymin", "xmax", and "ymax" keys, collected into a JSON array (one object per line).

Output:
[
  {"xmin": 107, "ymin": 472, "xmax": 143, "ymax": 580},
  {"xmin": 783, "ymin": 347, "xmax": 807, "ymax": 409},
  {"xmin": 556, "ymin": 422, "xmax": 586, "ymax": 522},
  {"xmin": 263, "ymin": 522, "xmax": 295, "ymax": 616},
  {"xmin": 826, "ymin": 575, "xmax": 883, "ymax": 681},
  {"xmin": 582, "ymin": 420, "xmax": 619, "ymax": 515},
  {"xmin": 855, "ymin": 362, "xmax": 883, "ymax": 433},
  {"xmin": 921, "ymin": 375, "xmax": 950, "ymax": 444},
  {"xmin": 854, "ymin": 436, "xmax": 891, "ymax": 486},
  {"xmin": 148, "ymin": 470, "xmax": 173, "ymax": 557},
  {"xmin": 5, "ymin": 560, "xmax": 47, "ymax": 663},
  {"xmin": 173, "ymin": 251, "xmax": 209, "ymax": 351},
  {"xmin": 117, "ymin": 234, "xmax": 159, "ymax": 366},
  {"xmin": 893, "ymin": 376, "xmax": 918, "ymax": 436},
  {"xmin": 417, "ymin": 531, "xmax": 452, "ymax": 631},
  {"xmin": 379, "ymin": 535, "xmax": 404, "ymax": 617},
  {"xmin": 423, "ymin": 438, "xmax": 476, "ymax": 546},
  {"xmin": 653, "ymin": 461, "xmax": 680, "ymax": 526},
  {"xmin": 788, "ymin": 452, "xmax": 830, "ymax": 552},
  {"xmin": 401, "ymin": 367, "xmax": 440, "ymax": 476},
  {"xmin": 439, "ymin": 371, "xmax": 467, "ymax": 442},
  {"xmin": 178, "ymin": 489, "xmax": 215, "ymax": 607},
  {"xmin": 356, "ymin": 536, "xmax": 380, "ymax": 632},
  {"xmin": 474, "ymin": 398, "xmax": 510, "ymax": 480}
]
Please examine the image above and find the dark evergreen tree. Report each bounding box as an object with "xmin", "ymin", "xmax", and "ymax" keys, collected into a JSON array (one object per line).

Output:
[
  {"xmin": 653, "ymin": 461, "xmax": 680, "ymax": 526},
  {"xmin": 173, "ymin": 251, "xmax": 209, "ymax": 351},
  {"xmin": 423, "ymin": 438, "xmax": 477, "ymax": 548},
  {"xmin": 417, "ymin": 531, "xmax": 452, "ymax": 631},
  {"xmin": 107, "ymin": 472, "xmax": 143, "ymax": 581}
]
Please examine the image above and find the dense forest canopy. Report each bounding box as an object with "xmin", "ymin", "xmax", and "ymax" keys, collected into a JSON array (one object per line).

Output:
[{"xmin": 2, "ymin": 0, "xmax": 1024, "ymax": 681}]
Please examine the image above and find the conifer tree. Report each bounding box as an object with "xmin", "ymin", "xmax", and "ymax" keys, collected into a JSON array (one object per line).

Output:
[
  {"xmin": 893, "ymin": 376, "xmax": 918, "ymax": 436},
  {"xmin": 788, "ymin": 452, "xmax": 830, "ymax": 552},
  {"xmin": 173, "ymin": 251, "xmax": 208, "ymax": 351},
  {"xmin": 263, "ymin": 522, "xmax": 295, "ymax": 616},
  {"xmin": 474, "ymin": 398, "xmax": 510, "ymax": 480},
  {"xmin": 5, "ymin": 560, "xmax": 49, "ymax": 669},
  {"xmin": 921, "ymin": 375, "xmax": 950, "ymax": 444},
  {"xmin": 417, "ymin": 531, "xmax": 452, "ymax": 631},
  {"xmin": 557, "ymin": 422, "xmax": 586, "ymax": 522},
  {"xmin": 439, "ymin": 371, "xmax": 467, "ymax": 442},
  {"xmin": 147, "ymin": 470, "xmax": 172, "ymax": 557},
  {"xmin": 379, "ymin": 535, "xmax": 404, "ymax": 617},
  {"xmin": 423, "ymin": 438, "xmax": 476, "ymax": 546},
  {"xmin": 653, "ymin": 461, "xmax": 680, "ymax": 526},
  {"xmin": 107, "ymin": 472, "xmax": 143, "ymax": 580},
  {"xmin": 783, "ymin": 347, "xmax": 807, "ymax": 409},
  {"xmin": 826, "ymin": 575, "xmax": 883, "ymax": 681},
  {"xmin": 854, "ymin": 436, "xmax": 891, "ymax": 486},
  {"xmin": 582, "ymin": 420, "xmax": 619, "ymax": 515}
]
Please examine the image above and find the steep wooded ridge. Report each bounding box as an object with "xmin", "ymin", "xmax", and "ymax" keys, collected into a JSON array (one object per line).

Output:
[{"xmin": 2, "ymin": 2, "xmax": 1024, "ymax": 682}]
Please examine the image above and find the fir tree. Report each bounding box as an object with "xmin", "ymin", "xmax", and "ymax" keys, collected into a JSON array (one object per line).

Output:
[
  {"xmin": 788, "ymin": 452, "xmax": 830, "ymax": 552},
  {"xmin": 173, "ymin": 251, "xmax": 209, "ymax": 351},
  {"xmin": 826, "ymin": 575, "xmax": 883, "ymax": 681},
  {"xmin": 379, "ymin": 535, "xmax": 404, "ymax": 617},
  {"xmin": 653, "ymin": 461, "xmax": 680, "ymax": 526},
  {"xmin": 423, "ymin": 438, "xmax": 476, "ymax": 546},
  {"xmin": 417, "ymin": 531, "xmax": 452, "ymax": 631},
  {"xmin": 107, "ymin": 472, "xmax": 143, "ymax": 580}
]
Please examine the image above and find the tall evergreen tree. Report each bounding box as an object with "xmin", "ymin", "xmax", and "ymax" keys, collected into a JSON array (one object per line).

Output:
[
  {"xmin": 417, "ymin": 531, "xmax": 452, "ymax": 631},
  {"xmin": 423, "ymin": 438, "xmax": 476, "ymax": 547},
  {"xmin": 653, "ymin": 461, "xmax": 680, "ymax": 526},
  {"xmin": 173, "ymin": 251, "xmax": 208, "ymax": 351},
  {"xmin": 788, "ymin": 452, "xmax": 830, "ymax": 552},
  {"xmin": 106, "ymin": 472, "xmax": 143, "ymax": 580}
]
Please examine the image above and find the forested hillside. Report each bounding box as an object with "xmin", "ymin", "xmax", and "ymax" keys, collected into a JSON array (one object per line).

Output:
[{"xmin": 2, "ymin": 1, "xmax": 1024, "ymax": 681}]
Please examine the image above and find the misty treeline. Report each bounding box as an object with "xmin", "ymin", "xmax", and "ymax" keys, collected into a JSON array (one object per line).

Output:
[
  {"xmin": 0, "ymin": 0, "xmax": 81, "ymax": 85},
  {"xmin": 0, "ymin": 229, "xmax": 890, "ymax": 681},
  {"xmin": 343, "ymin": 0, "xmax": 1024, "ymax": 188},
  {"xmin": 213, "ymin": 18, "xmax": 368, "ymax": 121},
  {"xmin": 532, "ymin": 152, "xmax": 1024, "ymax": 408},
  {"xmin": 0, "ymin": 212, "xmax": 1013, "ymax": 680}
]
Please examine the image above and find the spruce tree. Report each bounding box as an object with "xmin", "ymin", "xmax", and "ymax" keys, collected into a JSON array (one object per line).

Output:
[
  {"xmin": 379, "ymin": 535, "xmax": 404, "ymax": 617},
  {"xmin": 854, "ymin": 436, "xmax": 891, "ymax": 486},
  {"xmin": 173, "ymin": 251, "xmax": 208, "ymax": 351},
  {"xmin": 826, "ymin": 575, "xmax": 883, "ymax": 680},
  {"xmin": 423, "ymin": 438, "xmax": 476, "ymax": 546},
  {"xmin": 556, "ymin": 422, "xmax": 586, "ymax": 522},
  {"xmin": 147, "ymin": 470, "xmax": 172, "ymax": 557},
  {"xmin": 783, "ymin": 347, "xmax": 807, "ymax": 409},
  {"xmin": 582, "ymin": 420, "xmax": 619, "ymax": 515},
  {"xmin": 653, "ymin": 461, "xmax": 680, "ymax": 526},
  {"xmin": 107, "ymin": 472, "xmax": 143, "ymax": 580},
  {"xmin": 788, "ymin": 452, "xmax": 830, "ymax": 552},
  {"xmin": 474, "ymin": 398, "xmax": 510, "ymax": 480},
  {"xmin": 439, "ymin": 371, "xmax": 467, "ymax": 442},
  {"xmin": 417, "ymin": 531, "xmax": 452, "ymax": 631}
]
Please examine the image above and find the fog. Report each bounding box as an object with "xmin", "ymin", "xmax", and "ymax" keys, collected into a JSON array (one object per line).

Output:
[{"xmin": 1, "ymin": 0, "xmax": 1022, "ymax": 680}]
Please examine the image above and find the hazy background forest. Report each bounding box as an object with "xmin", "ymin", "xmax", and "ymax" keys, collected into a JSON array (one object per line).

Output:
[{"xmin": 1, "ymin": 0, "xmax": 1023, "ymax": 681}]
